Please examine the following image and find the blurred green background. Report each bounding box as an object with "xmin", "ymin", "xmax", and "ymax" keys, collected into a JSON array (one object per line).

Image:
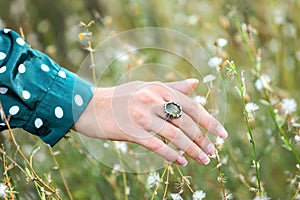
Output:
[{"xmin": 0, "ymin": 0, "xmax": 300, "ymax": 199}]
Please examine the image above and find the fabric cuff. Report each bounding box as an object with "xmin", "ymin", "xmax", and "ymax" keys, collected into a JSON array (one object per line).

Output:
[{"xmin": 23, "ymin": 68, "xmax": 95, "ymax": 146}]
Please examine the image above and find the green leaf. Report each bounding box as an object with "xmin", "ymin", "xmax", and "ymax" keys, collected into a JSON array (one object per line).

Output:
[
  {"xmin": 259, "ymin": 99, "xmax": 270, "ymax": 106},
  {"xmin": 234, "ymin": 86, "xmax": 242, "ymax": 98},
  {"xmin": 282, "ymin": 139, "xmax": 292, "ymax": 151}
]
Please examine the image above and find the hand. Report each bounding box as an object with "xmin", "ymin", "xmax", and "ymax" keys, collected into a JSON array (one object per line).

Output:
[{"xmin": 74, "ymin": 79, "xmax": 228, "ymax": 166}]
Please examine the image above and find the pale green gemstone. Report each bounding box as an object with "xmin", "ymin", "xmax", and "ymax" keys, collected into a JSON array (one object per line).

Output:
[{"xmin": 166, "ymin": 103, "xmax": 181, "ymax": 115}]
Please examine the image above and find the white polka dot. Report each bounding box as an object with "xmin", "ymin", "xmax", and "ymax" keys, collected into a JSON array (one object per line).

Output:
[
  {"xmin": 18, "ymin": 64, "xmax": 26, "ymax": 73},
  {"xmin": 3, "ymin": 29, "xmax": 11, "ymax": 34},
  {"xmin": 16, "ymin": 38, "xmax": 25, "ymax": 46},
  {"xmin": 54, "ymin": 107, "xmax": 64, "ymax": 119},
  {"xmin": 74, "ymin": 95, "xmax": 83, "ymax": 106},
  {"xmin": 0, "ymin": 123, "xmax": 5, "ymax": 126},
  {"xmin": 0, "ymin": 66, "xmax": 6, "ymax": 73},
  {"xmin": 0, "ymin": 87, "xmax": 8, "ymax": 94},
  {"xmin": 9, "ymin": 106, "xmax": 19, "ymax": 115},
  {"xmin": 91, "ymin": 87, "xmax": 96, "ymax": 93},
  {"xmin": 22, "ymin": 90, "xmax": 31, "ymax": 100},
  {"xmin": 58, "ymin": 70, "xmax": 66, "ymax": 78},
  {"xmin": 34, "ymin": 118, "xmax": 43, "ymax": 128},
  {"xmin": 0, "ymin": 52, "xmax": 6, "ymax": 60},
  {"xmin": 41, "ymin": 64, "xmax": 50, "ymax": 72}
]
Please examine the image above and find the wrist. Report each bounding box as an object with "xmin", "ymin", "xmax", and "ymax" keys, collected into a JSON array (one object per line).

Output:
[{"xmin": 73, "ymin": 87, "xmax": 113, "ymax": 139}]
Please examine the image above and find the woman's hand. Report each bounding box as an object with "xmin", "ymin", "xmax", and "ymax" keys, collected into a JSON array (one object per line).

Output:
[{"xmin": 74, "ymin": 79, "xmax": 228, "ymax": 166}]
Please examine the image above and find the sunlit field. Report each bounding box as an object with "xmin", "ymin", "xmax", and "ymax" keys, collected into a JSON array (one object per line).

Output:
[{"xmin": 0, "ymin": 0, "xmax": 299, "ymax": 199}]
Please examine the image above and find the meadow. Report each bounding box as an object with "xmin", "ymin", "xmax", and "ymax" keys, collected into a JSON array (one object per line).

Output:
[{"xmin": 0, "ymin": 0, "xmax": 299, "ymax": 199}]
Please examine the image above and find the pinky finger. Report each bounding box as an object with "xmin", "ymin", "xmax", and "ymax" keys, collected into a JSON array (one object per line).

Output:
[{"xmin": 134, "ymin": 133, "xmax": 188, "ymax": 166}]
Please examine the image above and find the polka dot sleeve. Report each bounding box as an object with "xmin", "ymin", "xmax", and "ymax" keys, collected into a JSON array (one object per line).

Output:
[{"xmin": 0, "ymin": 29, "xmax": 95, "ymax": 146}]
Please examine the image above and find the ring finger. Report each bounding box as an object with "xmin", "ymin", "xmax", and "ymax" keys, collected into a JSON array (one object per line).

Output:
[{"xmin": 150, "ymin": 117, "xmax": 211, "ymax": 165}]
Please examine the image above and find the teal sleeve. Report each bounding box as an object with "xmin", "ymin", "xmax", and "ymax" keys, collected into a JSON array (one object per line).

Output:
[{"xmin": 0, "ymin": 29, "xmax": 95, "ymax": 146}]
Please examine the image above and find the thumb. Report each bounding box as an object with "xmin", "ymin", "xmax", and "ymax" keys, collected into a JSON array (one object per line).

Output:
[{"xmin": 165, "ymin": 78, "xmax": 199, "ymax": 95}]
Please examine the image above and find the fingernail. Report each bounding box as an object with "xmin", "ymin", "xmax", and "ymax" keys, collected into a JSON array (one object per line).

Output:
[
  {"xmin": 204, "ymin": 159, "xmax": 210, "ymax": 165},
  {"xmin": 199, "ymin": 152, "xmax": 210, "ymax": 165},
  {"xmin": 207, "ymin": 143, "xmax": 216, "ymax": 155},
  {"xmin": 186, "ymin": 78, "xmax": 199, "ymax": 85},
  {"xmin": 177, "ymin": 156, "xmax": 188, "ymax": 166},
  {"xmin": 218, "ymin": 125, "xmax": 228, "ymax": 138}
]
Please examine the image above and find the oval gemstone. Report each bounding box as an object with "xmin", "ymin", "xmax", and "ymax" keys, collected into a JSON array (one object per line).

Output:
[{"xmin": 166, "ymin": 103, "xmax": 181, "ymax": 115}]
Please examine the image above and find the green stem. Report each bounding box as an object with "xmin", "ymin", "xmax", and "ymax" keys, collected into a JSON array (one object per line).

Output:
[
  {"xmin": 215, "ymin": 152, "xmax": 227, "ymax": 200},
  {"xmin": 162, "ymin": 166, "xmax": 170, "ymax": 200},
  {"xmin": 87, "ymin": 39, "xmax": 97, "ymax": 85},
  {"xmin": 151, "ymin": 166, "xmax": 168, "ymax": 200},
  {"xmin": 49, "ymin": 147, "xmax": 74, "ymax": 200},
  {"xmin": 0, "ymin": 103, "xmax": 62, "ymax": 199},
  {"xmin": 265, "ymin": 94, "xmax": 300, "ymax": 164},
  {"xmin": 233, "ymin": 17, "xmax": 255, "ymax": 63},
  {"xmin": 228, "ymin": 62, "xmax": 262, "ymax": 193},
  {"xmin": 175, "ymin": 165, "xmax": 194, "ymax": 193},
  {"xmin": 242, "ymin": 96, "xmax": 261, "ymax": 192},
  {"xmin": 115, "ymin": 146, "xmax": 128, "ymax": 200}
]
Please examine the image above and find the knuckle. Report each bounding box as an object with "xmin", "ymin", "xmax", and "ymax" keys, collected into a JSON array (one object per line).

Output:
[
  {"xmin": 129, "ymin": 107, "xmax": 149, "ymax": 126},
  {"xmin": 184, "ymin": 144, "xmax": 200, "ymax": 158},
  {"xmin": 208, "ymin": 118, "xmax": 219, "ymax": 133},
  {"xmin": 134, "ymin": 89, "xmax": 156, "ymax": 105},
  {"xmin": 194, "ymin": 132, "xmax": 208, "ymax": 146},
  {"xmin": 148, "ymin": 140, "xmax": 164, "ymax": 152},
  {"xmin": 164, "ymin": 127, "xmax": 180, "ymax": 142}
]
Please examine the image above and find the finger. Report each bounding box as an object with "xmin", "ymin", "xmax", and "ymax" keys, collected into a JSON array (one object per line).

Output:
[
  {"xmin": 150, "ymin": 117, "xmax": 211, "ymax": 165},
  {"xmin": 165, "ymin": 78, "xmax": 199, "ymax": 95},
  {"xmin": 132, "ymin": 131, "xmax": 188, "ymax": 166},
  {"xmin": 189, "ymin": 103, "xmax": 228, "ymax": 138},
  {"xmin": 156, "ymin": 107, "xmax": 216, "ymax": 156},
  {"xmin": 170, "ymin": 92, "xmax": 228, "ymax": 138}
]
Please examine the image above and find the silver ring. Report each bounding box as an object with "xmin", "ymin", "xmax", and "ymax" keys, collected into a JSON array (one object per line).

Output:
[{"xmin": 164, "ymin": 101, "xmax": 183, "ymax": 121}]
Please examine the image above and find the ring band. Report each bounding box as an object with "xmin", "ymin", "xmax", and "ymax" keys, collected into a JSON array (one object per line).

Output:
[{"xmin": 164, "ymin": 101, "xmax": 183, "ymax": 121}]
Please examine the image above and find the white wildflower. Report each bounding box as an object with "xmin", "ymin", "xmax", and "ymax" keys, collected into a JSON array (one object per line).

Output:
[
  {"xmin": 280, "ymin": 98, "xmax": 297, "ymax": 116},
  {"xmin": 187, "ymin": 15, "xmax": 199, "ymax": 26},
  {"xmin": 245, "ymin": 102, "xmax": 259, "ymax": 120},
  {"xmin": 253, "ymin": 196, "xmax": 271, "ymax": 200},
  {"xmin": 273, "ymin": 9, "xmax": 286, "ymax": 25},
  {"xmin": 226, "ymin": 193, "xmax": 234, "ymax": 199},
  {"xmin": 241, "ymin": 23, "xmax": 248, "ymax": 32},
  {"xmin": 254, "ymin": 74, "xmax": 271, "ymax": 92},
  {"xmin": 241, "ymin": 23, "xmax": 257, "ymax": 35},
  {"xmin": 203, "ymin": 74, "xmax": 216, "ymax": 83},
  {"xmin": 170, "ymin": 193, "xmax": 183, "ymax": 200},
  {"xmin": 115, "ymin": 52, "xmax": 130, "ymax": 62},
  {"xmin": 0, "ymin": 183, "xmax": 8, "ymax": 198},
  {"xmin": 192, "ymin": 190, "xmax": 206, "ymax": 200},
  {"xmin": 112, "ymin": 164, "xmax": 122, "ymax": 172},
  {"xmin": 216, "ymin": 38, "xmax": 228, "ymax": 47},
  {"xmin": 147, "ymin": 172, "xmax": 160, "ymax": 188},
  {"xmin": 114, "ymin": 141, "xmax": 128, "ymax": 154},
  {"xmin": 246, "ymin": 102, "xmax": 259, "ymax": 113},
  {"xmin": 208, "ymin": 57, "xmax": 222, "ymax": 68},
  {"xmin": 295, "ymin": 135, "xmax": 300, "ymax": 143},
  {"xmin": 126, "ymin": 186, "xmax": 130, "ymax": 195},
  {"xmin": 203, "ymin": 74, "xmax": 216, "ymax": 88},
  {"xmin": 215, "ymin": 136, "xmax": 224, "ymax": 146},
  {"xmin": 103, "ymin": 142, "xmax": 110, "ymax": 148},
  {"xmin": 193, "ymin": 96, "xmax": 207, "ymax": 106}
]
